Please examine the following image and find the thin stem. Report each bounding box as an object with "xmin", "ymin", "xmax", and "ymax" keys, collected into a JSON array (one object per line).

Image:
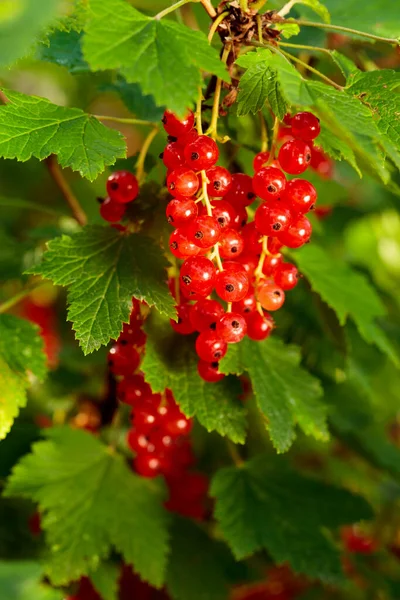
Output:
[
  {"xmin": 94, "ymin": 115, "xmax": 155, "ymax": 127},
  {"xmin": 200, "ymin": 0, "xmax": 216, "ymax": 18},
  {"xmin": 154, "ymin": 0, "xmax": 195, "ymax": 20},
  {"xmin": 135, "ymin": 127, "xmax": 159, "ymax": 184},
  {"xmin": 45, "ymin": 156, "xmax": 87, "ymax": 226},
  {"xmin": 226, "ymin": 440, "xmax": 244, "ymax": 467},
  {"xmin": 196, "ymin": 88, "xmax": 204, "ymax": 135},
  {"xmin": 206, "ymin": 43, "xmax": 231, "ymax": 138},
  {"xmin": 256, "ymin": 14, "xmax": 263, "ymax": 43},
  {"xmin": 240, "ymin": 0, "xmax": 248, "ymax": 12},
  {"xmin": 277, "ymin": 47, "xmax": 344, "ymax": 90},
  {"xmin": 278, "ymin": 0, "xmax": 296, "ymax": 17},
  {"xmin": 201, "ymin": 171, "xmax": 223, "ymax": 271},
  {"xmin": 287, "ymin": 19, "xmax": 399, "ymax": 46},
  {"xmin": 208, "ymin": 10, "xmax": 229, "ymax": 42},
  {"xmin": 254, "ymin": 236, "xmax": 268, "ymax": 280},
  {"xmin": 0, "ymin": 283, "xmax": 47, "ymax": 314},
  {"xmin": 259, "ymin": 111, "xmax": 268, "ymax": 153},
  {"xmin": 267, "ymin": 117, "xmax": 280, "ymax": 165},
  {"xmin": 278, "ymin": 41, "xmax": 333, "ymax": 55},
  {"xmin": 227, "ymin": 302, "xmax": 232, "ymax": 312}
]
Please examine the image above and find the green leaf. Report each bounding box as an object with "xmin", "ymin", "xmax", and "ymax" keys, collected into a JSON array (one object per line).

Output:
[
  {"xmin": 219, "ymin": 337, "xmax": 326, "ymax": 453},
  {"xmin": 38, "ymin": 29, "xmax": 89, "ymax": 73},
  {"xmin": 0, "ymin": 89, "xmax": 126, "ymax": 181},
  {"xmin": 330, "ymin": 51, "xmax": 359, "ymax": 79},
  {"xmin": 274, "ymin": 22, "xmax": 300, "ymax": 39},
  {"xmin": 141, "ymin": 315, "xmax": 247, "ymax": 443},
  {"xmin": 287, "ymin": 0, "xmax": 330, "ymax": 23},
  {"xmin": 103, "ymin": 78, "xmax": 164, "ymax": 123},
  {"xmin": 323, "ymin": 0, "xmax": 399, "ymax": 39},
  {"xmin": 0, "ymin": 315, "xmax": 47, "ymax": 440},
  {"xmin": 210, "ymin": 455, "xmax": 373, "ymax": 582},
  {"xmin": 90, "ymin": 562, "xmax": 120, "ymax": 600},
  {"xmin": 292, "ymin": 244, "xmax": 399, "ymax": 365},
  {"xmin": 0, "ymin": 0, "xmax": 61, "ymax": 67},
  {"xmin": 28, "ymin": 226, "xmax": 176, "ymax": 354},
  {"xmin": 4, "ymin": 427, "xmax": 170, "ymax": 587},
  {"xmin": 0, "ymin": 561, "xmax": 63, "ymax": 600},
  {"xmin": 83, "ymin": 0, "xmax": 228, "ymax": 115}
]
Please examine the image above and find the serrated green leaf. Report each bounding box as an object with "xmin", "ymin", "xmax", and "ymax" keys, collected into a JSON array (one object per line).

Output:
[
  {"xmin": 0, "ymin": 89, "xmax": 126, "ymax": 181},
  {"xmin": 286, "ymin": 0, "xmax": 330, "ymax": 23},
  {"xmin": 0, "ymin": 561, "xmax": 63, "ymax": 600},
  {"xmin": 330, "ymin": 51, "xmax": 359, "ymax": 79},
  {"xmin": 28, "ymin": 226, "xmax": 175, "ymax": 354},
  {"xmin": 219, "ymin": 337, "xmax": 326, "ymax": 453},
  {"xmin": 103, "ymin": 78, "xmax": 164, "ymax": 123},
  {"xmin": 141, "ymin": 315, "xmax": 247, "ymax": 443},
  {"xmin": 324, "ymin": 0, "xmax": 399, "ymax": 39},
  {"xmin": 4, "ymin": 427, "xmax": 170, "ymax": 587},
  {"xmin": 210, "ymin": 456, "xmax": 373, "ymax": 582},
  {"xmin": 82, "ymin": 0, "xmax": 228, "ymax": 115},
  {"xmin": 0, "ymin": 315, "xmax": 47, "ymax": 440},
  {"xmin": 274, "ymin": 22, "xmax": 300, "ymax": 39},
  {"xmin": 38, "ymin": 29, "xmax": 89, "ymax": 73},
  {"xmin": 292, "ymin": 244, "xmax": 399, "ymax": 365},
  {"xmin": 90, "ymin": 562, "xmax": 119, "ymax": 600}
]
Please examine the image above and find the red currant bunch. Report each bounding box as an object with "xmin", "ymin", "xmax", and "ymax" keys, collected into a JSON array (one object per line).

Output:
[{"xmin": 99, "ymin": 170, "xmax": 139, "ymax": 223}]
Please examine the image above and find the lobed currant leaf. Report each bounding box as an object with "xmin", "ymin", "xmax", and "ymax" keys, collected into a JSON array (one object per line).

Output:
[
  {"xmin": 0, "ymin": 561, "xmax": 63, "ymax": 600},
  {"xmin": 104, "ymin": 77, "xmax": 164, "ymax": 122},
  {"xmin": 4, "ymin": 427, "xmax": 170, "ymax": 587},
  {"xmin": 323, "ymin": 0, "xmax": 399, "ymax": 39},
  {"xmin": 89, "ymin": 562, "xmax": 120, "ymax": 600},
  {"xmin": 285, "ymin": 0, "xmax": 331, "ymax": 23},
  {"xmin": 219, "ymin": 337, "xmax": 327, "ymax": 453},
  {"xmin": 0, "ymin": 89, "xmax": 126, "ymax": 181},
  {"xmin": 38, "ymin": 29, "xmax": 90, "ymax": 74},
  {"xmin": 210, "ymin": 455, "xmax": 373, "ymax": 582},
  {"xmin": 28, "ymin": 226, "xmax": 176, "ymax": 354}
]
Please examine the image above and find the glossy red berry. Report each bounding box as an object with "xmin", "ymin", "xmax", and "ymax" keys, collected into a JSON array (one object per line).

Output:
[
  {"xmin": 170, "ymin": 304, "xmax": 196, "ymax": 335},
  {"xmin": 197, "ymin": 360, "xmax": 225, "ymax": 382},
  {"xmin": 186, "ymin": 215, "xmax": 221, "ymax": 249},
  {"xmin": 232, "ymin": 203, "xmax": 248, "ymax": 229},
  {"xmin": 208, "ymin": 200, "xmax": 237, "ymax": 229},
  {"xmin": 278, "ymin": 215, "xmax": 312, "ymax": 248},
  {"xmin": 100, "ymin": 197, "xmax": 126, "ymax": 222},
  {"xmin": 176, "ymin": 129, "xmax": 199, "ymax": 147},
  {"xmin": 167, "ymin": 167, "xmax": 199, "ymax": 198},
  {"xmin": 225, "ymin": 173, "xmax": 256, "ymax": 207},
  {"xmin": 278, "ymin": 139, "xmax": 312, "ymax": 175},
  {"xmin": 253, "ymin": 151, "xmax": 270, "ymax": 172},
  {"xmin": 232, "ymin": 292, "xmax": 257, "ymax": 316},
  {"xmin": 291, "ymin": 111, "xmax": 321, "ymax": 141},
  {"xmin": 107, "ymin": 171, "xmax": 139, "ymax": 204},
  {"xmin": 215, "ymin": 262, "xmax": 249, "ymax": 303},
  {"xmin": 161, "ymin": 142, "xmax": 185, "ymax": 170},
  {"xmin": 164, "ymin": 408, "xmax": 192, "ymax": 437},
  {"xmin": 190, "ymin": 299, "xmax": 224, "ymax": 332},
  {"xmin": 162, "ymin": 109, "xmax": 195, "ymax": 137},
  {"xmin": 311, "ymin": 146, "xmax": 334, "ymax": 178},
  {"xmin": 262, "ymin": 253, "xmax": 282, "ymax": 276},
  {"xmin": 274, "ymin": 263, "xmax": 299, "ymax": 291},
  {"xmin": 252, "ymin": 167, "xmax": 287, "ymax": 201},
  {"xmin": 184, "ymin": 136, "xmax": 219, "ymax": 171},
  {"xmin": 166, "ymin": 198, "xmax": 198, "ymax": 227},
  {"xmin": 246, "ymin": 311, "xmax": 274, "ymax": 341},
  {"xmin": 257, "ymin": 282, "xmax": 285, "ymax": 311},
  {"xmin": 206, "ymin": 166, "xmax": 232, "ymax": 197},
  {"xmin": 133, "ymin": 400, "xmax": 160, "ymax": 432},
  {"xmin": 241, "ymin": 222, "xmax": 262, "ymax": 254},
  {"xmin": 283, "ymin": 179, "xmax": 317, "ymax": 214},
  {"xmin": 195, "ymin": 332, "xmax": 228, "ymax": 362},
  {"xmin": 117, "ymin": 374, "xmax": 152, "ymax": 406},
  {"xmin": 127, "ymin": 429, "xmax": 154, "ymax": 454},
  {"xmin": 218, "ymin": 228, "xmax": 244, "ymax": 259},
  {"xmin": 235, "ymin": 252, "xmax": 258, "ymax": 276},
  {"xmin": 180, "ymin": 256, "xmax": 216, "ymax": 296},
  {"xmin": 118, "ymin": 321, "xmax": 146, "ymax": 347},
  {"xmin": 134, "ymin": 453, "xmax": 164, "ymax": 478},
  {"xmin": 267, "ymin": 236, "xmax": 283, "ymax": 254},
  {"xmin": 216, "ymin": 312, "xmax": 247, "ymax": 343},
  {"xmin": 169, "ymin": 227, "xmax": 200, "ymax": 259},
  {"xmin": 255, "ymin": 201, "xmax": 292, "ymax": 236},
  {"xmin": 108, "ymin": 344, "xmax": 140, "ymax": 376}
]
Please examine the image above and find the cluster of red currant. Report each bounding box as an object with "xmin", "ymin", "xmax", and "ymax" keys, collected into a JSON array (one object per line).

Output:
[
  {"xmin": 161, "ymin": 108, "xmax": 321, "ymax": 382},
  {"xmin": 99, "ymin": 169, "xmax": 139, "ymax": 223}
]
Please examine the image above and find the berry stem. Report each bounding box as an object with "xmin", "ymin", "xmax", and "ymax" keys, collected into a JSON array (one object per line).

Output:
[
  {"xmin": 277, "ymin": 0, "xmax": 298, "ymax": 17},
  {"xmin": 278, "ymin": 41, "xmax": 336, "ymax": 56},
  {"xmin": 44, "ymin": 156, "xmax": 87, "ymax": 226},
  {"xmin": 240, "ymin": 0, "xmax": 249, "ymax": 12},
  {"xmin": 266, "ymin": 117, "xmax": 280, "ymax": 166},
  {"xmin": 154, "ymin": 0, "xmax": 197, "ymax": 20},
  {"xmin": 135, "ymin": 127, "xmax": 159, "ymax": 184},
  {"xmin": 227, "ymin": 302, "xmax": 232, "ymax": 312},
  {"xmin": 287, "ymin": 19, "xmax": 400, "ymax": 46},
  {"xmin": 259, "ymin": 112, "xmax": 268, "ymax": 153},
  {"xmin": 95, "ymin": 115, "xmax": 156, "ymax": 127},
  {"xmin": 196, "ymin": 88, "xmax": 204, "ymax": 135},
  {"xmin": 200, "ymin": 0, "xmax": 216, "ymax": 18},
  {"xmin": 0, "ymin": 282, "xmax": 48, "ymax": 314},
  {"xmin": 254, "ymin": 236, "xmax": 269, "ymax": 281},
  {"xmin": 208, "ymin": 10, "xmax": 229, "ymax": 42},
  {"xmin": 256, "ymin": 14, "xmax": 263, "ymax": 43},
  {"xmin": 206, "ymin": 43, "xmax": 231, "ymax": 139},
  {"xmin": 226, "ymin": 440, "xmax": 244, "ymax": 466},
  {"xmin": 200, "ymin": 170, "xmax": 224, "ymax": 271}
]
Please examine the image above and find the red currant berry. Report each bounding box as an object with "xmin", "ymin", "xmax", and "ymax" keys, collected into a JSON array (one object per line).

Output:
[
  {"xmin": 232, "ymin": 292, "xmax": 257, "ymax": 316},
  {"xmin": 206, "ymin": 166, "xmax": 232, "ymax": 197},
  {"xmin": 267, "ymin": 236, "xmax": 283, "ymax": 254},
  {"xmin": 278, "ymin": 215, "xmax": 312, "ymax": 248},
  {"xmin": 169, "ymin": 227, "xmax": 200, "ymax": 259},
  {"xmin": 291, "ymin": 111, "xmax": 321, "ymax": 141},
  {"xmin": 208, "ymin": 200, "xmax": 237, "ymax": 229},
  {"xmin": 257, "ymin": 282, "xmax": 285, "ymax": 311},
  {"xmin": 167, "ymin": 167, "xmax": 199, "ymax": 198},
  {"xmin": 118, "ymin": 322, "xmax": 146, "ymax": 347},
  {"xmin": 235, "ymin": 252, "xmax": 259, "ymax": 276},
  {"xmin": 162, "ymin": 109, "xmax": 195, "ymax": 137},
  {"xmin": 100, "ymin": 197, "xmax": 126, "ymax": 222},
  {"xmin": 218, "ymin": 228, "xmax": 244, "ymax": 259},
  {"xmin": 166, "ymin": 198, "xmax": 198, "ymax": 227},
  {"xmin": 311, "ymin": 146, "xmax": 334, "ymax": 179},
  {"xmin": 262, "ymin": 253, "xmax": 282, "ymax": 276},
  {"xmin": 190, "ymin": 299, "xmax": 224, "ymax": 332},
  {"xmin": 246, "ymin": 311, "xmax": 274, "ymax": 341},
  {"xmin": 215, "ymin": 262, "xmax": 249, "ymax": 303},
  {"xmin": 107, "ymin": 171, "xmax": 139, "ymax": 204},
  {"xmin": 148, "ymin": 429, "xmax": 173, "ymax": 453},
  {"xmin": 184, "ymin": 135, "xmax": 219, "ymax": 171},
  {"xmin": 133, "ymin": 401, "xmax": 160, "ymax": 432},
  {"xmin": 195, "ymin": 332, "xmax": 228, "ymax": 362},
  {"xmin": 225, "ymin": 173, "xmax": 256, "ymax": 207},
  {"xmin": 274, "ymin": 263, "xmax": 299, "ymax": 291},
  {"xmin": 134, "ymin": 453, "xmax": 164, "ymax": 478},
  {"xmin": 170, "ymin": 304, "xmax": 196, "ymax": 335},
  {"xmin": 180, "ymin": 256, "xmax": 216, "ymax": 296},
  {"xmin": 278, "ymin": 139, "xmax": 312, "ymax": 175},
  {"xmin": 176, "ymin": 129, "xmax": 199, "ymax": 147},
  {"xmin": 216, "ymin": 312, "xmax": 247, "ymax": 343},
  {"xmin": 241, "ymin": 222, "xmax": 262, "ymax": 254},
  {"xmin": 252, "ymin": 167, "xmax": 287, "ymax": 201},
  {"xmin": 127, "ymin": 429, "xmax": 154, "ymax": 454},
  {"xmin": 232, "ymin": 203, "xmax": 248, "ymax": 229},
  {"xmin": 283, "ymin": 179, "xmax": 317, "ymax": 214},
  {"xmin": 161, "ymin": 142, "xmax": 185, "ymax": 170},
  {"xmin": 108, "ymin": 344, "xmax": 140, "ymax": 376},
  {"xmin": 253, "ymin": 151, "xmax": 270, "ymax": 172},
  {"xmin": 197, "ymin": 359, "xmax": 225, "ymax": 382},
  {"xmin": 186, "ymin": 215, "xmax": 221, "ymax": 249},
  {"xmin": 164, "ymin": 408, "xmax": 192, "ymax": 437},
  {"xmin": 255, "ymin": 201, "xmax": 292, "ymax": 236},
  {"xmin": 117, "ymin": 374, "xmax": 152, "ymax": 406}
]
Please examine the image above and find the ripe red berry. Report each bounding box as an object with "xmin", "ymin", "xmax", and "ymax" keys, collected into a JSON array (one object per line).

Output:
[
  {"xmin": 169, "ymin": 227, "xmax": 200, "ymax": 258},
  {"xmin": 232, "ymin": 203, "xmax": 248, "ymax": 229},
  {"xmin": 262, "ymin": 253, "xmax": 282, "ymax": 276},
  {"xmin": 167, "ymin": 167, "xmax": 199, "ymax": 198},
  {"xmin": 134, "ymin": 453, "xmax": 164, "ymax": 478},
  {"xmin": 195, "ymin": 332, "xmax": 228, "ymax": 362},
  {"xmin": 278, "ymin": 215, "xmax": 312, "ymax": 248},
  {"xmin": 176, "ymin": 129, "xmax": 199, "ymax": 147},
  {"xmin": 117, "ymin": 374, "xmax": 152, "ymax": 406},
  {"xmin": 310, "ymin": 146, "xmax": 334, "ymax": 178},
  {"xmin": 235, "ymin": 252, "xmax": 259, "ymax": 276},
  {"xmin": 253, "ymin": 151, "xmax": 270, "ymax": 172},
  {"xmin": 107, "ymin": 344, "xmax": 140, "ymax": 376},
  {"xmin": 257, "ymin": 282, "xmax": 285, "ymax": 311},
  {"xmin": 252, "ymin": 167, "xmax": 287, "ymax": 201},
  {"xmin": 184, "ymin": 135, "xmax": 219, "ymax": 170},
  {"xmin": 170, "ymin": 304, "xmax": 196, "ymax": 335},
  {"xmin": 197, "ymin": 360, "xmax": 225, "ymax": 383},
  {"xmin": 232, "ymin": 292, "xmax": 257, "ymax": 316},
  {"xmin": 207, "ymin": 200, "xmax": 237, "ymax": 229},
  {"xmin": 246, "ymin": 311, "xmax": 274, "ymax": 341},
  {"xmin": 216, "ymin": 312, "xmax": 247, "ymax": 343},
  {"xmin": 218, "ymin": 228, "xmax": 244, "ymax": 259},
  {"xmin": 283, "ymin": 179, "xmax": 317, "ymax": 214},
  {"xmin": 166, "ymin": 198, "xmax": 198, "ymax": 227},
  {"xmin": 100, "ymin": 197, "xmax": 126, "ymax": 222},
  {"xmin": 127, "ymin": 429, "xmax": 154, "ymax": 454},
  {"xmin": 291, "ymin": 111, "xmax": 321, "ymax": 141},
  {"xmin": 255, "ymin": 201, "xmax": 292, "ymax": 236},
  {"xmin": 267, "ymin": 236, "xmax": 283, "ymax": 254},
  {"xmin": 241, "ymin": 222, "xmax": 262, "ymax": 254},
  {"xmin": 162, "ymin": 109, "xmax": 195, "ymax": 137},
  {"xmin": 190, "ymin": 299, "xmax": 224, "ymax": 332},
  {"xmin": 278, "ymin": 139, "xmax": 312, "ymax": 175},
  {"xmin": 274, "ymin": 263, "xmax": 299, "ymax": 291},
  {"xmin": 215, "ymin": 262, "xmax": 249, "ymax": 303},
  {"xmin": 225, "ymin": 173, "xmax": 256, "ymax": 207},
  {"xmin": 180, "ymin": 256, "xmax": 216, "ymax": 296},
  {"xmin": 107, "ymin": 171, "xmax": 139, "ymax": 204},
  {"xmin": 186, "ymin": 215, "xmax": 221, "ymax": 248},
  {"xmin": 133, "ymin": 400, "xmax": 160, "ymax": 432},
  {"xmin": 164, "ymin": 408, "xmax": 192, "ymax": 437},
  {"xmin": 206, "ymin": 166, "xmax": 232, "ymax": 197},
  {"xmin": 161, "ymin": 142, "xmax": 185, "ymax": 170}
]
